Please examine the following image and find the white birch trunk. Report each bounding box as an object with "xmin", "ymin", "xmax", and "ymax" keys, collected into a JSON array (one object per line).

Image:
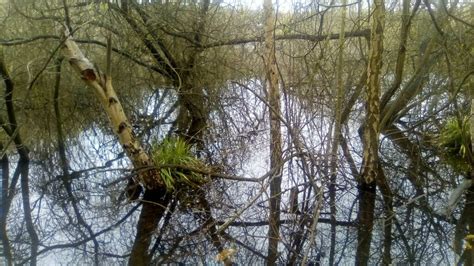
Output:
[{"xmin": 61, "ymin": 30, "xmax": 161, "ymax": 189}]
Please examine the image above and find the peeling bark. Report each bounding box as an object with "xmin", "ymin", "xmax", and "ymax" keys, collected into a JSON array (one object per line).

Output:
[
  {"xmin": 361, "ymin": 0, "xmax": 384, "ymax": 185},
  {"xmin": 61, "ymin": 30, "xmax": 160, "ymax": 189}
]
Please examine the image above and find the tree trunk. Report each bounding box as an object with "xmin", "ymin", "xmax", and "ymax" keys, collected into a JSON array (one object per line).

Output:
[
  {"xmin": 328, "ymin": 0, "xmax": 347, "ymax": 264},
  {"xmin": 0, "ymin": 142, "xmax": 12, "ymax": 266},
  {"xmin": 380, "ymin": 0, "xmax": 419, "ymax": 111},
  {"xmin": 356, "ymin": 181, "xmax": 376, "ymax": 265},
  {"xmin": 263, "ymin": 0, "xmax": 283, "ymax": 264},
  {"xmin": 1, "ymin": 46, "xmax": 38, "ymax": 266},
  {"xmin": 357, "ymin": 0, "xmax": 384, "ymax": 265},
  {"xmin": 61, "ymin": 31, "xmax": 159, "ymax": 188},
  {"xmin": 0, "ymin": 55, "xmax": 15, "ymax": 263},
  {"xmin": 376, "ymin": 164, "xmax": 393, "ymax": 265},
  {"xmin": 129, "ymin": 189, "xmax": 170, "ymax": 265}
]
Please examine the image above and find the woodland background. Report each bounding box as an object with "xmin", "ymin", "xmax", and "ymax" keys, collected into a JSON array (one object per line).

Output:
[{"xmin": 0, "ymin": 0, "xmax": 473, "ymax": 265}]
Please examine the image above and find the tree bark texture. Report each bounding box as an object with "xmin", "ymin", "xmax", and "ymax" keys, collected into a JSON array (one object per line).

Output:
[
  {"xmin": 264, "ymin": 0, "xmax": 283, "ymax": 264},
  {"xmin": 357, "ymin": 0, "xmax": 384, "ymax": 265},
  {"xmin": 361, "ymin": 0, "xmax": 384, "ymax": 185},
  {"xmin": 61, "ymin": 31, "xmax": 160, "ymax": 189}
]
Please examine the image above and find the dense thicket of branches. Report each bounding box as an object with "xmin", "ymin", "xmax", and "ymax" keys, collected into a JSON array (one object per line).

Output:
[{"xmin": 0, "ymin": 0, "xmax": 473, "ymax": 265}]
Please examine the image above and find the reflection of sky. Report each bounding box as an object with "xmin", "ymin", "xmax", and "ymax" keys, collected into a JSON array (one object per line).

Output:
[{"xmin": 24, "ymin": 88, "xmax": 178, "ymax": 264}]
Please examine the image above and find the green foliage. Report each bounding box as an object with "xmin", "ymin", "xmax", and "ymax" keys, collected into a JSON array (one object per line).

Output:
[
  {"xmin": 438, "ymin": 116, "xmax": 472, "ymax": 172},
  {"xmin": 151, "ymin": 137, "xmax": 209, "ymax": 191}
]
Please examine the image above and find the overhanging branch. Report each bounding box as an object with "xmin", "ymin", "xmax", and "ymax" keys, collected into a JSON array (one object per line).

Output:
[{"xmin": 201, "ymin": 29, "xmax": 370, "ymax": 48}]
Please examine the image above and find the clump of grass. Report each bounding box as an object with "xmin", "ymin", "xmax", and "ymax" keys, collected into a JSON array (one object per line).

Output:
[
  {"xmin": 438, "ymin": 116, "xmax": 472, "ymax": 173},
  {"xmin": 151, "ymin": 137, "xmax": 209, "ymax": 191}
]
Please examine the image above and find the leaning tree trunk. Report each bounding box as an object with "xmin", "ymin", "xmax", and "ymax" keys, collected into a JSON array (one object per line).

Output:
[
  {"xmin": 263, "ymin": 0, "xmax": 283, "ymax": 264},
  {"xmin": 356, "ymin": 0, "xmax": 385, "ymax": 265},
  {"xmin": 61, "ymin": 32, "xmax": 157, "ymax": 182},
  {"xmin": 61, "ymin": 30, "xmax": 168, "ymax": 265}
]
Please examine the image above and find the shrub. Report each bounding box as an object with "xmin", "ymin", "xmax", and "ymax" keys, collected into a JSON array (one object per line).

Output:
[
  {"xmin": 438, "ymin": 116, "xmax": 472, "ymax": 173},
  {"xmin": 151, "ymin": 137, "xmax": 209, "ymax": 191}
]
